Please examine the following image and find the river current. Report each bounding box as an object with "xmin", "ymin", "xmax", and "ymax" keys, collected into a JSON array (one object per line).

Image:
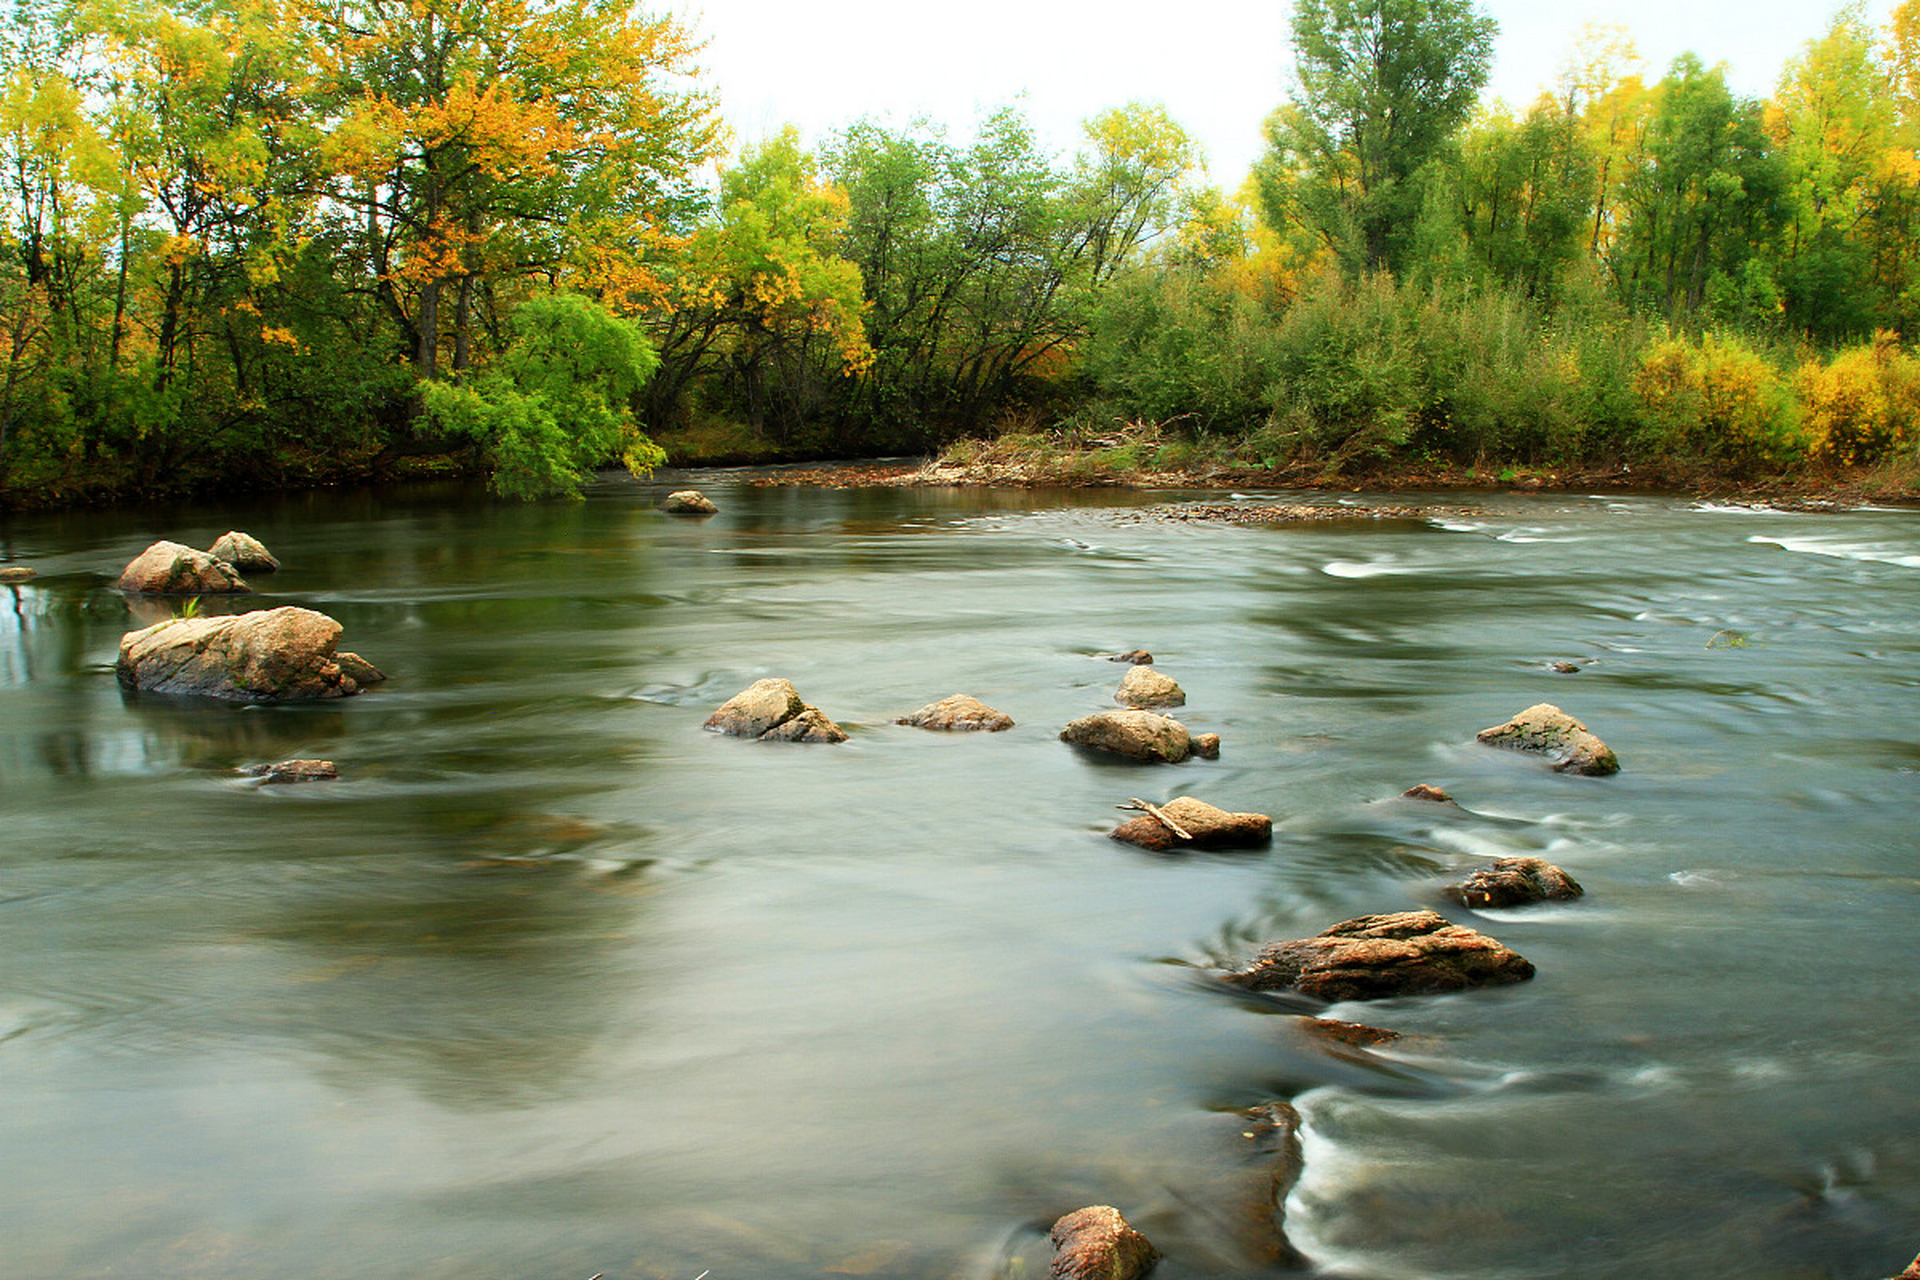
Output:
[{"xmin": 2, "ymin": 473, "xmax": 1916, "ymax": 1280}]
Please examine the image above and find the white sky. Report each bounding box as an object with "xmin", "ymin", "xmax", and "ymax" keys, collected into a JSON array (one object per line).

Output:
[{"xmin": 674, "ymin": 0, "xmax": 1899, "ymax": 187}]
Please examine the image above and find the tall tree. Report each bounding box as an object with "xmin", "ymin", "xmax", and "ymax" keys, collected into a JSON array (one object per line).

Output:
[{"xmin": 1256, "ymin": 0, "xmax": 1496, "ymax": 274}]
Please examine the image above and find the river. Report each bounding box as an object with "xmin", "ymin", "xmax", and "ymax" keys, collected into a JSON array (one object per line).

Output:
[{"xmin": 2, "ymin": 472, "xmax": 1916, "ymax": 1280}]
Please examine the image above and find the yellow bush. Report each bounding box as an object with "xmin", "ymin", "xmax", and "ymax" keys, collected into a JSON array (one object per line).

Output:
[
  {"xmin": 1633, "ymin": 331, "xmax": 1800, "ymax": 468},
  {"xmin": 1794, "ymin": 332, "xmax": 1920, "ymax": 467}
]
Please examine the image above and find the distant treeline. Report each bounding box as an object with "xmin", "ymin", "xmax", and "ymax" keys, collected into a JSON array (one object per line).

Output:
[{"xmin": 4, "ymin": 0, "xmax": 1919, "ymax": 506}]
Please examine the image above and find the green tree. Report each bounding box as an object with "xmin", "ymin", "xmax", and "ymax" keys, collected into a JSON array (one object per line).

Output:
[{"xmin": 1256, "ymin": 0, "xmax": 1497, "ymax": 274}]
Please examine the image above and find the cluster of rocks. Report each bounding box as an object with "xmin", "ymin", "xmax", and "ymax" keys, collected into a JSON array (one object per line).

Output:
[{"xmin": 108, "ymin": 533, "xmax": 386, "ymax": 789}]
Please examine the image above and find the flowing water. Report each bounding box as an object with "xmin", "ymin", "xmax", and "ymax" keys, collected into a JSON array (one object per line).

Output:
[{"xmin": 2, "ymin": 473, "xmax": 1917, "ymax": 1280}]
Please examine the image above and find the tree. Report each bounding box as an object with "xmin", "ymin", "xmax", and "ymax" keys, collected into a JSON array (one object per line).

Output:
[{"xmin": 1256, "ymin": 0, "xmax": 1496, "ymax": 274}]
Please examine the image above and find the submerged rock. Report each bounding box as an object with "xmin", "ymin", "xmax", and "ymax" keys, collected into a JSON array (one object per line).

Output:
[
  {"xmin": 1443, "ymin": 856, "xmax": 1584, "ymax": 909},
  {"xmin": 115, "ymin": 540, "xmax": 250, "ymax": 595},
  {"xmin": 661, "ymin": 490, "xmax": 718, "ymax": 514},
  {"xmin": 117, "ymin": 606, "xmax": 374, "ymax": 701},
  {"xmin": 240, "ymin": 759, "xmax": 339, "ymax": 784},
  {"xmin": 332, "ymin": 651, "xmax": 387, "ymax": 686},
  {"xmin": 1476, "ymin": 703, "xmax": 1619, "ymax": 776},
  {"xmin": 1115, "ymin": 665, "xmax": 1185, "ymax": 708},
  {"xmin": 1298, "ymin": 1017, "xmax": 1402, "ymax": 1050},
  {"xmin": 1061, "ymin": 709, "xmax": 1206, "ymax": 763},
  {"xmin": 1401, "ymin": 784, "xmax": 1456, "ymax": 804},
  {"xmin": 1896, "ymin": 1250, "xmax": 1920, "ymax": 1279},
  {"xmin": 896, "ymin": 693, "xmax": 1014, "ymax": 731},
  {"xmin": 705, "ymin": 678, "xmax": 847, "ymax": 743},
  {"xmin": 1226, "ymin": 909, "xmax": 1535, "ymax": 1002},
  {"xmin": 0, "ymin": 565, "xmax": 35, "ymax": 583},
  {"xmin": 1049, "ymin": 1206, "xmax": 1158, "ymax": 1280},
  {"xmin": 1108, "ymin": 649, "xmax": 1153, "ymax": 664},
  {"xmin": 1109, "ymin": 796, "xmax": 1270, "ymax": 852},
  {"xmin": 208, "ymin": 530, "xmax": 279, "ymax": 572}
]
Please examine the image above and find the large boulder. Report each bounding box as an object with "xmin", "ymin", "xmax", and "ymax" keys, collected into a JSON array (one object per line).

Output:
[
  {"xmin": 1225, "ymin": 909, "xmax": 1534, "ymax": 1002},
  {"xmin": 1049, "ymin": 1206, "xmax": 1158, "ymax": 1280},
  {"xmin": 1109, "ymin": 796, "xmax": 1270, "ymax": 852},
  {"xmin": 1115, "ymin": 665, "xmax": 1185, "ymax": 708},
  {"xmin": 661, "ymin": 490, "xmax": 718, "ymax": 515},
  {"xmin": 115, "ymin": 541, "xmax": 250, "ymax": 595},
  {"xmin": 117, "ymin": 606, "xmax": 375, "ymax": 701},
  {"xmin": 704, "ymin": 678, "xmax": 847, "ymax": 743},
  {"xmin": 1443, "ymin": 857, "xmax": 1584, "ymax": 909},
  {"xmin": 1476, "ymin": 703, "xmax": 1619, "ymax": 775},
  {"xmin": 896, "ymin": 693, "xmax": 1014, "ymax": 732},
  {"xmin": 208, "ymin": 531, "xmax": 279, "ymax": 572},
  {"xmin": 1061, "ymin": 710, "xmax": 1210, "ymax": 763}
]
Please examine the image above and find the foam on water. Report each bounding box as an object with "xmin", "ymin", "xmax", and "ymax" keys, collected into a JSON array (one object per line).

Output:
[{"xmin": 1748, "ymin": 534, "xmax": 1920, "ymax": 569}]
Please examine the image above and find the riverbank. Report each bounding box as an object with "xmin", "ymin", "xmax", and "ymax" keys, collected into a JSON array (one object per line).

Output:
[{"xmin": 737, "ymin": 444, "xmax": 1920, "ymax": 508}]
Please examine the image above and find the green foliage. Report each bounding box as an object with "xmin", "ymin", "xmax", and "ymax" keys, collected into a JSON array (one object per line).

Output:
[{"xmin": 421, "ymin": 293, "xmax": 661, "ymax": 499}]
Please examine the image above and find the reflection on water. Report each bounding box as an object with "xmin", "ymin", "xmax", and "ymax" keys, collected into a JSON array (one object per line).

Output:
[{"xmin": 2, "ymin": 474, "xmax": 1917, "ymax": 1280}]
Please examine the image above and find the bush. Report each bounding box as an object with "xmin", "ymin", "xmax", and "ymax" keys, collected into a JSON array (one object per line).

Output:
[
  {"xmin": 1794, "ymin": 332, "xmax": 1920, "ymax": 467},
  {"xmin": 1632, "ymin": 329, "xmax": 1802, "ymax": 472}
]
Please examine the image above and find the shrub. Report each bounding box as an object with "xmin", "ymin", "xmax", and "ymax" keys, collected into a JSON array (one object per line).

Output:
[
  {"xmin": 1794, "ymin": 332, "xmax": 1920, "ymax": 467},
  {"xmin": 1632, "ymin": 330, "xmax": 1802, "ymax": 472}
]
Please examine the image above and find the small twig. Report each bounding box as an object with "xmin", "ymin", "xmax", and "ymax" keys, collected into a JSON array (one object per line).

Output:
[{"xmin": 1117, "ymin": 798, "xmax": 1193, "ymax": 841}]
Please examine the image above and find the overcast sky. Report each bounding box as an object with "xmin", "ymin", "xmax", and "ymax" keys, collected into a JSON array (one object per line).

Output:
[{"xmin": 672, "ymin": 0, "xmax": 1897, "ymax": 186}]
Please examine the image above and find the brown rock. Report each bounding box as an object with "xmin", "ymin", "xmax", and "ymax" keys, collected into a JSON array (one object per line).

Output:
[
  {"xmin": 1298, "ymin": 1017, "xmax": 1401, "ymax": 1049},
  {"xmin": 1476, "ymin": 703, "xmax": 1619, "ymax": 776},
  {"xmin": 704, "ymin": 678, "xmax": 845, "ymax": 742},
  {"xmin": 1226, "ymin": 909, "xmax": 1535, "ymax": 1002},
  {"xmin": 117, "ymin": 607, "xmax": 370, "ymax": 701},
  {"xmin": 1547, "ymin": 660, "xmax": 1581, "ymax": 674},
  {"xmin": 896, "ymin": 694, "xmax": 1014, "ymax": 731},
  {"xmin": 333, "ymin": 651, "xmax": 387, "ymax": 685},
  {"xmin": 759, "ymin": 706, "xmax": 849, "ymax": 743},
  {"xmin": 208, "ymin": 531, "xmax": 279, "ymax": 572},
  {"xmin": 661, "ymin": 490, "xmax": 718, "ymax": 514},
  {"xmin": 1235, "ymin": 1102, "xmax": 1308, "ymax": 1268},
  {"xmin": 1061, "ymin": 710, "xmax": 1200, "ymax": 763},
  {"xmin": 115, "ymin": 541, "xmax": 251, "ymax": 595},
  {"xmin": 1191, "ymin": 733, "xmax": 1221, "ymax": 759},
  {"xmin": 240, "ymin": 759, "xmax": 339, "ymax": 784},
  {"xmin": 1109, "ymin": 649, "xmax": 1153, "ymax": 664},
  {"xmin": 1401, "ymin": 784, "xmax": 1455, "ymax": 803},
  {"xmin": 1115, "ymin": 665, "xmax": 1185, "ymax": 708},
  {"xmin": 1049, "ymin": 1206, "xmax": 1158, "ymax": 1280},
  {"xmin": 1897, "ymin": 1250, "xmax": 1920, "ymax": 1279},
  {"xmin": 1443, "ymin": 857, "xmax": 1584, "ymax": 909},
  {"xmin": 1109, "ymin": 796, "xmax": 1271, "ymax": 852},
  {"xmin": 0, "ymin": 565, "xmax": 35, "ymax": 583}
]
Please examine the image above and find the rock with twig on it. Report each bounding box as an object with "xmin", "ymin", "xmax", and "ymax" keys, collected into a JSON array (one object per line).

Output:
[
  {"xmin": 1476, "ymin": 703, "xmax": 1619, "ymax": 776},
  {"xmin": 1061, "ymin": 709, "xmax": 1209, "ymax": 763},
  {"xmin": 661, "ymin": 490, "xmax": 718, "ymax": 515},
  {"xmin": 1049, "ymin": 1206, "xmax": 1158, "ymax": 1280},
  {"xmin": 116, "ymin": 541, "xmax": 251, "ymax": 595},
  {"xmin": 705, "ymin": 678, "xmax": 847, "ymax": 743},
  {"xmin": 117, "ymin": 606, "xmax": 375, "ymax": 702},
  {"xmin": 240, "ymin": 759, "xmax": 339, "ymax": 785},
  {"xmin": 1115, "ymin": 665, "xmax": 1185, "ymax": 708},
  {"xmin": 1109, "ymin": 796, "xmax": 1270, "ymax": 852},
  {"xmin": 208, "ymin": 531, "xmax": 279, "ymax": 572},
  {"xmin": 1226, "ymin": 909, "xmax": 1535, "ymax": 1002},
  {"xmin": 896, "ymin": 694, "xmax": 1014, "ymax": 732},
  {"xmin": 1443, "ymin": 857, "xmax": 1584, "ymax": 909}
]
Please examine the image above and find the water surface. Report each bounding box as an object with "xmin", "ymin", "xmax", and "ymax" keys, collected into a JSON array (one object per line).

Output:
[{"xmin": 3, "ymin": 476, "xmax": 1917, "ymax": 1280}]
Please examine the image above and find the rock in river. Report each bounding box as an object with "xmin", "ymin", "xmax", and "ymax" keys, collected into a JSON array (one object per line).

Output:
[
  {"xmin": 1226, "ymin": 909, "xmax": 1534, "ymax": 1002},
  {"xmin": 1061, "ymin": 709, "xmax": 1213, "ymax": 763},
  {"xmin": 239, "ymin": 759, "xmax": 339, "ymax": 784},
  {"xmin": 117, "ymin": 606, "xmax": 381, "ymax": 701},
  {"xmin": 1049, "ymin": 1205, "xmax": 1158, "ymax": 1280},
  {"xmin": 661, "ymin": 490, "xmax": 718, "ymax": 514},
  {"xmin": 1115, "ymin": 665, "xmax": 1185, "ymax": 708},
  {"xmin": 897, "ymin": 693, "xmax": 1014, "ymax": 731},
  {"xmin": 1476, "ymin": 703, "xmax": 1619, "ymax": 775},
  {"xmin": 1109, "ymin": 796, "xmax": 1270, "ymax": 851},
  {"xmin": 705, "ymin": 678, "xmax": 847, "ymax": 742},
  {"xmin": 115, "ymin": 540, "xmax": 251, "ymax": 595},
  {"xmin": 0, "ymin": 565, "xmax": 35, "ymax": 583},
  {"xmin": 1443, "ymin": 856, "xmax": 1584, "ymax": 909},
  {"xmin": 208, "ymin": 530, "xmax": 279, "ymax": 572}
]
